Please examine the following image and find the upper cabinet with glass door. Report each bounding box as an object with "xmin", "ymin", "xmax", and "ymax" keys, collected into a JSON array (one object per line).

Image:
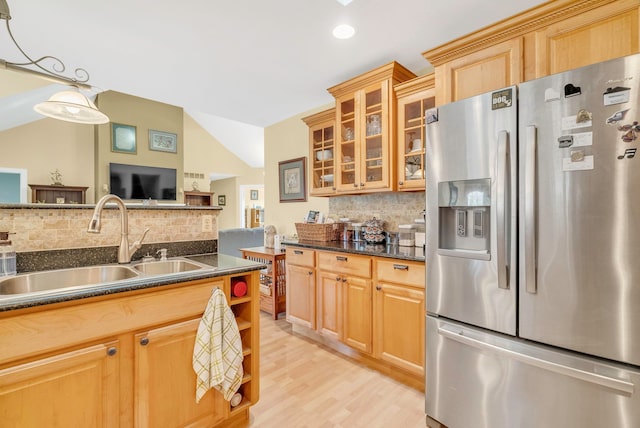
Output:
[
  {"xmin": 302, "ymin": 108, "xmax": 336, "ymax": 196},
  {"xmin": 328, "ymin": 62, "xmax": 416, "ymax": 194},
  {"xmin": 395, "ymin": 73, "xmax": 435, "ymax": 191}
]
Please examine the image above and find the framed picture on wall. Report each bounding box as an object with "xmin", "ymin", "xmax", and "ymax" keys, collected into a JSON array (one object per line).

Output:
[
  {"xmin": 111, "ymin": 123, "xmax": 137, "ymax": 154},
  {"xmin": 278, "ymin": 157, "xmax": 307, "ymax": 203},
  {"xmin": 250, "ymin": 189, "xmax": 259, "ymax": 200},
  {"xmin": 149, "ymin": 129, "xmax": 177, "ymax": 153},
  {"xmin": 218, "ymin": 194, "xmax": 226, "ymax": 206}
]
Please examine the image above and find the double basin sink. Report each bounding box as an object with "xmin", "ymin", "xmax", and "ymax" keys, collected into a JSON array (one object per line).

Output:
[{"xmin": 0, "ymin": 258, "xmax": 214, "ymax": 300}]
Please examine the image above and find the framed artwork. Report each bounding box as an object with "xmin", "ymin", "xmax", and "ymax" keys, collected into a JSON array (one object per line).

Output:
[
  {"xmin": 111, "ymin": 123, "xmax": 137, "ymax": 154},
  {"xmin": 278, "ymin": 157, "xmax": 307, "ymax": 203},
  {"xmin": 218, "ymin": 194, "xmax": 226, "ymax": 206},
  {"xmin": 149, "ymin": 129, "xmax": 177, "ymax": 153},
  {"xmin": 305, "ymin": 210, "xmax": 319, "ymax": 223},
  {"xmin": 250, "ymin": 189, "xmax": 259, "ymax": 200}
]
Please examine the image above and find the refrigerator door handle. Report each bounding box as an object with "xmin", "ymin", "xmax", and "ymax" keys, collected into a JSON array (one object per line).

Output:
[
  {"xmin": 438, "ymin": 324, "xmax": 635, "ymax": 395},
  {"xmin": 524, "ymin": 125, "xmax": 537, "ymax": 293},
  {"xmin": 496, "ymin": 130, "xmax": 509, "ymax": 289}
]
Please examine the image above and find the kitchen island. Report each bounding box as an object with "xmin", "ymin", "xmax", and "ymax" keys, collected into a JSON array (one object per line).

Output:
[{"xmin": 0, "ymin": 254, "xmax": 264, "ymax": 428}]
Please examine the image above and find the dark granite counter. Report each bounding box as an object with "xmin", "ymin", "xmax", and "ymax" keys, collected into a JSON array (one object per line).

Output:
[
  {"xmin": 0, "ymin": 253, "xmax": 265, "ymax": 312},
  {"xmin": 283, "ymin": 239, "xmax": 425, "ymax": 262}
]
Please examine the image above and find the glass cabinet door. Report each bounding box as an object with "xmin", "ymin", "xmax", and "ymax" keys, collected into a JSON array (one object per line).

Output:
[
  {"xmin": 311, "ymin": 123, "xmax": 335, "ymax": 194},
  {"xmin": 398, "ymin": 91, "xmax": 435, "ymax": 191},
  {"xmin": 362, "ymin": 86, "xmax": 384, "ymax": 188},
  {"xmin": 337, "ymin": 96, "xmax": 357, "ymax": 191}
]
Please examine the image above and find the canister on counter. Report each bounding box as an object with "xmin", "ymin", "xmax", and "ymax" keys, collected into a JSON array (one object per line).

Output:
[
  {"xmin": 351, "ymin": 223, "xmax": 363, "ymax": 242},
  {"xmin": 398, "ymin": 224, "xmax": 416, "ymax": 247}
]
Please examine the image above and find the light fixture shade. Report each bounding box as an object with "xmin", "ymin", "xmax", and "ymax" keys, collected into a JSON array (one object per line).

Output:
[
  {"xmin": 34, "ymin": 90, "xmax": 109, "ymax": 124},
  {"xmin": 333, "ymin": 24, "xmax": 356, "ymax": 40}
]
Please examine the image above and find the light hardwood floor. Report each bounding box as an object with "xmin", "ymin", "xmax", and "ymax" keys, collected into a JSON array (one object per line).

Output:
[{"xmin": 247, "ymin": 312, "xmax": 427, "ymax": 428}]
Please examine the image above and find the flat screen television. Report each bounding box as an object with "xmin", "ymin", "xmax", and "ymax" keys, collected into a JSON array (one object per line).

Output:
[{"xmin": 109, "ymin": 163, "xmax": 177, "ymax": 201}]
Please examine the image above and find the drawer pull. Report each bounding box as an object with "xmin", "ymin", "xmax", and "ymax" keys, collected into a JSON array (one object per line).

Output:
[
  {"xmin": 336, "ymin": 256, "xmax": 348, "ymax": 262},
  {"xmin": 140, "ymin": 337, "xmax": 150, "ymax": 346},
  {"xmin": 393, "ymin": 264, "xmax": 409, "ymax": 271},
  {"xmin": 107, "ymin": 347, "xmax": 117, "ymax": 356},
  {"xmin": 294, "ymin": 250, "xmax": 304, "ymax": 255}
]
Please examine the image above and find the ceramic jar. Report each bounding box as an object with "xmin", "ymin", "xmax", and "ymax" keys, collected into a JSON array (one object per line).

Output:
[{"xmin": 363, "ymin": 217, "xmax": 385, "ymax": 244}]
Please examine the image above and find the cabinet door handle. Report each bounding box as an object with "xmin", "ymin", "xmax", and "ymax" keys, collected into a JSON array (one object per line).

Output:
[
  {"xmin": 393, "ymin": 264, "xmax": 409, "ymax": 271},
  {"xmin": 336, "ymin": 256, "xmax": 347, "ymax": 262},
  {"xmin": 360, "ymin": 183, "xmax": 365, "ymax": 187},
  {"xmin": 308, "ymin": 271, "xmax": 313, "ymax": 275},
  {"xmin": 140, "ymin": 337, "xmax": 150, "ymax": 346},
  {"xmin": 342, "ymin": 278, "xmax": 347, "ymax": 282},
  {"xmin": 107, "ymin": 347, "xmax": 117, "ymax": 356},
  {"xmin": 353, "ymin": 183, "xmax": 358, "ymax": 188},
  {"xmin": 399, "ymin": 181, "xmax": 404, "ymax": 185},
  {"xmin": 336, "ymin": 276, "xmax": 341, "ymax": 281},
  {"xmin": 294, "ymin": 250, "xmax": 303, "ymax": 255},
  {"xmin": 376, "ymin": 285, "xmax": 382, "ymax": 291}
]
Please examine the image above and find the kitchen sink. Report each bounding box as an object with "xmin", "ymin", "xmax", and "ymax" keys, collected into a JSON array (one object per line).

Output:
[
  {"xmin": 0, "ymin": 265, "xmax": 140, "ymax": 296},
  {"xmin": 131, "ymin": 259, "xmax": 210, "ymax": 275}
]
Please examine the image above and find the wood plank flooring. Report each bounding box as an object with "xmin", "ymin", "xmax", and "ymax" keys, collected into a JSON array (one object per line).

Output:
[{"xmin": 247, "ymin": 312, "xmax": 427, "ymax": 427}]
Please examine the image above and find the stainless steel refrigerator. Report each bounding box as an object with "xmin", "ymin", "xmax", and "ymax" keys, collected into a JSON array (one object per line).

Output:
[{"xmin": 425, "ymin": 54, "xmax": 640, "ymax": 428}]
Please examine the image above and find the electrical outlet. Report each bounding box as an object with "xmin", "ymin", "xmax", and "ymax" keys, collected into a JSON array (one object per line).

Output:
[{"xmin": 202, "ymin": 215, "xmax": 213, "ymax": 232}]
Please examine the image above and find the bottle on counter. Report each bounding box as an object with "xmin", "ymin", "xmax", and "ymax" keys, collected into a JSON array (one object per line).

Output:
[{"xmin": 0, "ymin": 232, "xmax": 17, "ymax": 276}]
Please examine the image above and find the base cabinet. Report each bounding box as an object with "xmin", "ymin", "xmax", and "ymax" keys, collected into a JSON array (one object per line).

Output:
[
  {"xmin": 0, "ymin": 342, "xmax": 119, "ymax": 427},
  {"xmin": 286, "ymin": 247, "xmax": 423, "ymax": 380},
  {"xmin": 0, "ymin": 273, "xmax": 260, "ymax": 428},
  {"xmin": 373, "ymin": 259, "xmax": 425, "ymax": 376},
  {"xmin": 285, "ymin": 248, "xmax": 316, "ymax": 329},
  {"xmin": 135, "ymin": 319, "xmax": 226, "ymax": 428}
]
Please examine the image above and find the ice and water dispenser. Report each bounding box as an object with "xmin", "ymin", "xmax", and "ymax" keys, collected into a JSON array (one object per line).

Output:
[{"xmin": 437, "ymin": 178, "xmax": 491, "ymax": 260}]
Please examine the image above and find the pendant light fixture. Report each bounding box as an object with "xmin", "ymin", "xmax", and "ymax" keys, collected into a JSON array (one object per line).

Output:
[{"xmin": 0, "ymin": 0, "xmax": 109, "ymax": 124}]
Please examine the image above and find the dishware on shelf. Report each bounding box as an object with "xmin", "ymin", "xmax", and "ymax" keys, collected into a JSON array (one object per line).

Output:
[
  {"xmin": 366, "ymin": 114, "xmax": 381, "ymax": 136},
  {"xmin": 343, "ymin": 127, "xmax": 354, "ymax": 141},
  {"xmin": 321, "ymin": 174, "xmax": 334, "ymax": 182},
  {"xmin": 316, "ymin": 149, "xmax": 333, "ymax": 161},
  {"xmin": 411, "ymin": 138, "xmax": 422, "ymax": 152}
]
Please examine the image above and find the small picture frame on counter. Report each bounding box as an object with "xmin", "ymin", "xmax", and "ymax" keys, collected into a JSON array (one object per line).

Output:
[{"xmin": 305, "ymin": 210, "xmax": 319, "ymax": 223}]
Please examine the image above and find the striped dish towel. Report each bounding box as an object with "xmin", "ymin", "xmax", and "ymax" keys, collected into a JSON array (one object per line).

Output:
[{"xmin": 192, "ymin": 288, "xmax": 244, "ymax": 403}]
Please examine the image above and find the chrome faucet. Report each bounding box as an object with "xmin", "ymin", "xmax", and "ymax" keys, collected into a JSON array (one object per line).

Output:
[{"xmin": 88, "ymin": 194, "xmax": 150, "ymax": 263}]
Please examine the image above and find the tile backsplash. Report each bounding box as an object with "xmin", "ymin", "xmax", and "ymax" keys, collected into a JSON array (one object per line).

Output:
[
  {"xmin": 328, "ymin": 191, "xmax": 425, "ymax": 232},
  {"xmin": 0, "ymin": 206, "xmax": 219, "ymax": 253}
]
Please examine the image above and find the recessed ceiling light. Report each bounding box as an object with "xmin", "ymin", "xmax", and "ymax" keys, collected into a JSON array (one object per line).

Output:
[
  {"xmin": 335, "ymin": 0, "xmax": 354, "ymax": 5},
  {"xmin": 333, "ymin": 24, "xmax": 355, "ymax": 39}
]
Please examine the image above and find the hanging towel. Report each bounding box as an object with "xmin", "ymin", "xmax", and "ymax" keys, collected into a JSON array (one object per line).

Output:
[{"xmin": 192, "ymin": 288, "xmax": 244, "ymax": 403}]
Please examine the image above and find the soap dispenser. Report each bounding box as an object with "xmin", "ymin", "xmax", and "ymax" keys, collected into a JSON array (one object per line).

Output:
[{"xmin": 0, "ymin": 232, "xmax": 17, "ymax": 277}]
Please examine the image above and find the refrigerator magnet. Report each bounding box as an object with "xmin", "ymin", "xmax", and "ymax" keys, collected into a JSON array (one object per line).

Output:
[
  {"xmin": 604, "ymin": 87, "xmax": 631, "ymax": 106},
  {"xmin": 606, "ymin": 109, "xmax": 630, "ymax": 124},
  {"xmin": 426, "ymin": 108, "xmax": 438, "ymax": 124},
  {"xmin": 544, "ymin": 88, "xmax": 560, "ymax": 102},
  {"xmin": 562, "ymin": 154, "xmax": 594, "ymax": 171}
]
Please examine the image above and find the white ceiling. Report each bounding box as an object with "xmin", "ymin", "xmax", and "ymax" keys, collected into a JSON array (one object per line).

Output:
[{"xmin": 0, "ymin": 0, "xmax": 547, "ymax": 168}]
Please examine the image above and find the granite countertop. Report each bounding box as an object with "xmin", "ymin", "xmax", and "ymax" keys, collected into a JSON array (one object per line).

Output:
[
  {"xmin": 283, "ymin": 240, "xmax": 425, "ymax": 262},
  {"xmin": 0, "ymin": 253, "xmax": 265, "ymax": 312}
]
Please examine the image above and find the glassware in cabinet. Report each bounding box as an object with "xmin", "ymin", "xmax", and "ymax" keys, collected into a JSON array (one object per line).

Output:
[
  {"xmin": 395, "ymin": 73, "xmax": 435, "ymax": 191},
  {"xmin": 302, "ymin": 108, "xmax": 336, "ymax": 196},
  {"xmin": 328, "ymin": 62, "xmax": 415, "ymax": 193}
]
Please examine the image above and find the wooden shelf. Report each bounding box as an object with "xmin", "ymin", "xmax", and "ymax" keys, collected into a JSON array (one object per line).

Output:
[
  {"xmin": 184, "ymin": 191, "xmax": 213, "ymax": 206},
  {"xmin": 29, "ymin": 184, "xmax": 88, "ymax": 204},
  {"xmin": 240, "ymin": 246, "xmax": 287, "ymax": 320}
]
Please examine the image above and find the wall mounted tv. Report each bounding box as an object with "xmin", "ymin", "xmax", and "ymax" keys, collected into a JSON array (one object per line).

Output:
[{"xmin": 109, "ymin": 163, "xmax": 177, "ymax": 201}]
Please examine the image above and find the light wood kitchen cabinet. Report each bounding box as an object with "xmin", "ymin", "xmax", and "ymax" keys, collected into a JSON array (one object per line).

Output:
[
  {"xmin": 302, "ymin": 108, "xmax": 336, "ymax": 196},
  {"xmin": 328, "ymin": 62, "xmax": 416, "ymax": 194},
  {"xmin": 316, "ymin": 269, "xmax": 341, "ymax": 340},
  {"xmin": 395, "ymin": 74, "xmax": 435, "ymax": 191},
  {"xmin": 424, "ymin": 0, "xmax": 640, "ymax": 105},
  {"xmin": 374, "ymin": 259, "xmax": 425, "ymax": 376},
  {"xmin": 0, "ymin": 341, "xmax": 119, "ymax": 427},
  {"xmin": 0, "ymin": 272, "xmax": 260, "ymax": 428},
  {"xmin": 286, "ymin": 247, "xmax": 316, "ymax": 329},
  {"xmin": 134, "ymin": 318, "xmax": 226, "ymax": 428},
  {"xmin": 316, "ymin": 251, "xmax": 372, "ymax": 353}
]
